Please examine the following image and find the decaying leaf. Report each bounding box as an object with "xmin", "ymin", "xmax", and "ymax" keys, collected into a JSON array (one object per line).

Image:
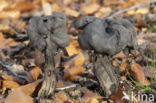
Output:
[
  {"xmin": 130, "ymin": 63, "xmax": 150, "ymax": 86},
  {"xmin": 4, "ymin": 88, "xmax": 34, "ymax": 103},
  {"xmin": 81, "ymin": 4, "xmax": 100, "ymax": 14},
  {"xmin": 2, "ymin": 80, "xmax": 20, "ymax": 94},
  {"xmin": 0, "ymin": 10, "xmax": 20, "ymax": 20},
  {"xmin": 26, "ymin": 67, "xmax": 41, "ymax": 83},
  {"xmin": 15, "ymin": 1, "xmax": 36, "ymax": 13},
  {"xmin": 53, "ymin": 91, "xmax": 68, "ymax": 103},
  {"xmin": 64, "ymin": 8, "xmax": 80, "ymax": 17},
  {"xmin": 120, "ymin": 62, "xmax": 129, "ymax": 73},
  {"xmin": 0, "ymin": 32, "xmax": 5, "ymax": 45},
  {"xmin": 80, "ymin": 90, "xmax": 102, "ymax": 103},
  {"xmin": 62, "ymin": 52, "xmax": 86, "ymax": 69},
  {"xmin": 63, "ymin": 66, "xmax": 84, "ymax": 80},
  {"xmin": 1, "ymin": 74, "xmax": 24, "ymax": 84},
  {"xmin": 16, "ymin": 79, "xmax": 42, "ymax": 96},
  {"xmin": 65, "ymin": 43, "xmax": 79, "ymax": 56},
  {"xmin": 34, "ymin": 48, "xmax": 45, "ymax": 67}
]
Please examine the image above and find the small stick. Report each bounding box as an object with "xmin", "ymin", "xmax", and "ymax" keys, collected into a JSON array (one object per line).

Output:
[
  {"xmin": 0, "ymin": 61, "xmax": 18, "ymax": 77},
  {"xmin": 0, "ymin": 61, "xmax": 25, "ymax": 79},
  {"xmin": 55, "ymin": 84, "xmax": 79, "ymax": 91}
]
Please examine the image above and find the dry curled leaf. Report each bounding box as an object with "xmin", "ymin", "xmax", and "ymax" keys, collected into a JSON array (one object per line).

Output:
[{"xmin": 130, "ymin": 63, "xmax": 150, "ymax": 86}]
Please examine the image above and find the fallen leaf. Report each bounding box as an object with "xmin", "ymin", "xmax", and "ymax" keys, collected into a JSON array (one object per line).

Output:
[
  {"xmin": 130, "ymin": 63, "xmax": 150, "ymax": 86},
  {"xmin": 111, "ymin": 84, "xmax": 125, "ymax": 103},
  {"xmin": 0, "ymin": 0, "xmax": 8, "ymax": 11},
  {"xmin": 65, "ymin": 8, "xmax": 80, "ymax": 17},
  {"xmin": 34, "ymin": 48, "xmax": 45, "ymax": 67},
  {"xmin": 1, "ymin": 74, "xmax": 24, "ymax": 84},
  {"xmin": 4, "ymin": 88, "xmax": 34, "ymax": 103},
  {"xmin": 26, "ymin": 67, "xmax": 41, "ymax": 83},
  {"xmin": 0, "ymin": 32, "xmax": 5, "ymax": 45},
  {"xmin": 56, "ymin": 80, "xmax": 64, "ymax": 88},
  {"xmin": 63, "ymin": 66, "xmax": 84, "ymax": 80},
  {"xmin": 42, "ymin": 1, "xmax": 52, "ymax": 15},
  {"xmin": 17, "ymin": 79, "xmax": 42, "ymax": 96},
  {"xmin": 66, "ymin": 43, "xmax": 79, "ymax": 56},
  {"xmin": 62, "ymin": 52, "xmax": 86, "ymax": 69},
  {"xmin": 54, "ymin": 53, "xmax": 61, "ymax": 68},
  {"xmin": 0, "ymin": 10, "xmax": 20, "ymax": 20},
  {"xmin": 136, "ymin": 8, "xmax": 149, "ymax": 14},
  {"xmin": 81, "ymin": 90, "xmax": 101, "ymax": 103},
  {"xmin": 63, "ymin": 0, "xmax": 72, "ymax": 6},
  {"xmin": 120, "ymin": 62, "xmax": 129, "ymax": 73},
  {"xmin": 52, "ymin": 3, "xmax": 62, "ymax": 12},
  {"xmin": 2, "ymin": 80, "xmax": 20, "ymax": 94},
  {"xmin": 89, "ymin": 98, "xmax": 99, "ymax": 103},
  {"xmin": 15, "ymin": 1, "xmax": 35, "ymax": 13},
  {"xmin": 81, "ymin": 4, "xmax": 100, "ymax": 14},
  {"xmin": 113, "ymin": 51, "xmax": 126, "ymax": 58},
  {"xmin": 53, "ymin": 91, "xmax": 68, "ymax": 103}
]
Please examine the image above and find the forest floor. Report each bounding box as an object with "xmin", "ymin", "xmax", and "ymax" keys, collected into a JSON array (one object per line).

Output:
[{"xmin": 0, "ymin": 0, "xmax": 156, "ymax": 103}]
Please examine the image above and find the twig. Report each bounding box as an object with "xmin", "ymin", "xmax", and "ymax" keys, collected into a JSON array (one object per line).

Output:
[
  {"xmin": 108, "ymin": 0, "xmax": 156, "ymax": 19},
  {"xmin": 0, "ymin": 61, "xmax": 25, "ymax": 79},
  {"xmin": 0, "ymin": 61, "xmax": 18, "ymax": 77},
  {"xmin": 55, "ymin": 84, "xmax": 79, "ymax": 91}
]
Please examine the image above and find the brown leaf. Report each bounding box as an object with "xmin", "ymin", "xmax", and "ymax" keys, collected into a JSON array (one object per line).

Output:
[
  {"xmin": 17, "ymin": 79, "xmax": 42, "ymax": 96},
  {"xmin": 0, "ymin": 38, "xmax": 21, "ymax": 49},
  {"xmin": 0, "ymin": 10, "xmax": 20, "ymax": 20},
  {"xmin": 81, "ymin": 4, "xmax": 100, "ymax": 14},
  {"xmin": 89, "ymin": 98, "xmax": 99, "ymax": 103},
  {"xmin": 63, "ymin": 0, "xmax": 72, "ymax": 6},
  {"xmin": 0, "ymin": 32, "xmax": 5, "ymax": 45},
  {"xmin": 0, "ymin": 0, "xmax": 8, "ymax": 11},
  {"xmin": 64, "ymin": 8, "xmax": 80, "ymax": 17},
  {"xmin": 113, "ymin": 51, "xmax": 126, "ymax": 58},
  {"xmin": 15, "ymin": 1, "xmax": 35, "ymax": 13},
  {"xmin": 26, "ymin": 67, "xmax": 41, "ymax": 83},
  {"xmin": 63, "ymin": 66, "xmax": 84, "ymax": 80},
  {"xmin": 56, "ymin": 80, "xmax": 64, "ymax": 88},
  {"xmin": 34, "ymin": 48, "xmax": 45, "ymax": 67},
  {"xmin": 1, "ymin": 74, "xmax": 24, "ymax": 84},
  {"xmin": 81, "ymin": 90, "xmax": 101, "ymax": 103},
  {"xmin": 65, "ymin": 43, "xmax": 79, "ymax": 56},
  {"xmin": 119, "ymin": 62, "xmax": 129, "ymax": 73},
  {"xmin": 62, "ymin": 52, "xmax": 86, "ymax": 69},
  {"xmin": 111, "ymin": 84, "xmax": 125, "ymax": 103},
  {"xmin": 53, "ymin": 91, "xmax": 68, "ymax": 103},
  {"xmin": 4, "ymin": 88, "xmax": 34, "ymax": 103},
  {"xmin": 2, "ymin": 80, "xmax": 20, "ymax": 94},
  {"xmin": 51, "ymin": 3, "xmax": 62, "ymax": 12},
  {"xmin": 130, "ymin": 63, "xmax": 150, "ymax": 86},
  {"xmin": 42, "ymin": 1, "xmax": 52, "ymax": 15},
  {"xmin": 54, "ymin": 53, "xmax": 61, "ymax": 68}
]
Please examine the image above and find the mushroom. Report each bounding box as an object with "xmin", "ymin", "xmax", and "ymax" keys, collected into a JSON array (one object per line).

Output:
[
  {"xmin": 27, "ymin": 12, "xmax": 70, "ymax": 102},
  {"xmin": 74, "ymin": 16, "xmax": 138, "ymax": 97}
]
